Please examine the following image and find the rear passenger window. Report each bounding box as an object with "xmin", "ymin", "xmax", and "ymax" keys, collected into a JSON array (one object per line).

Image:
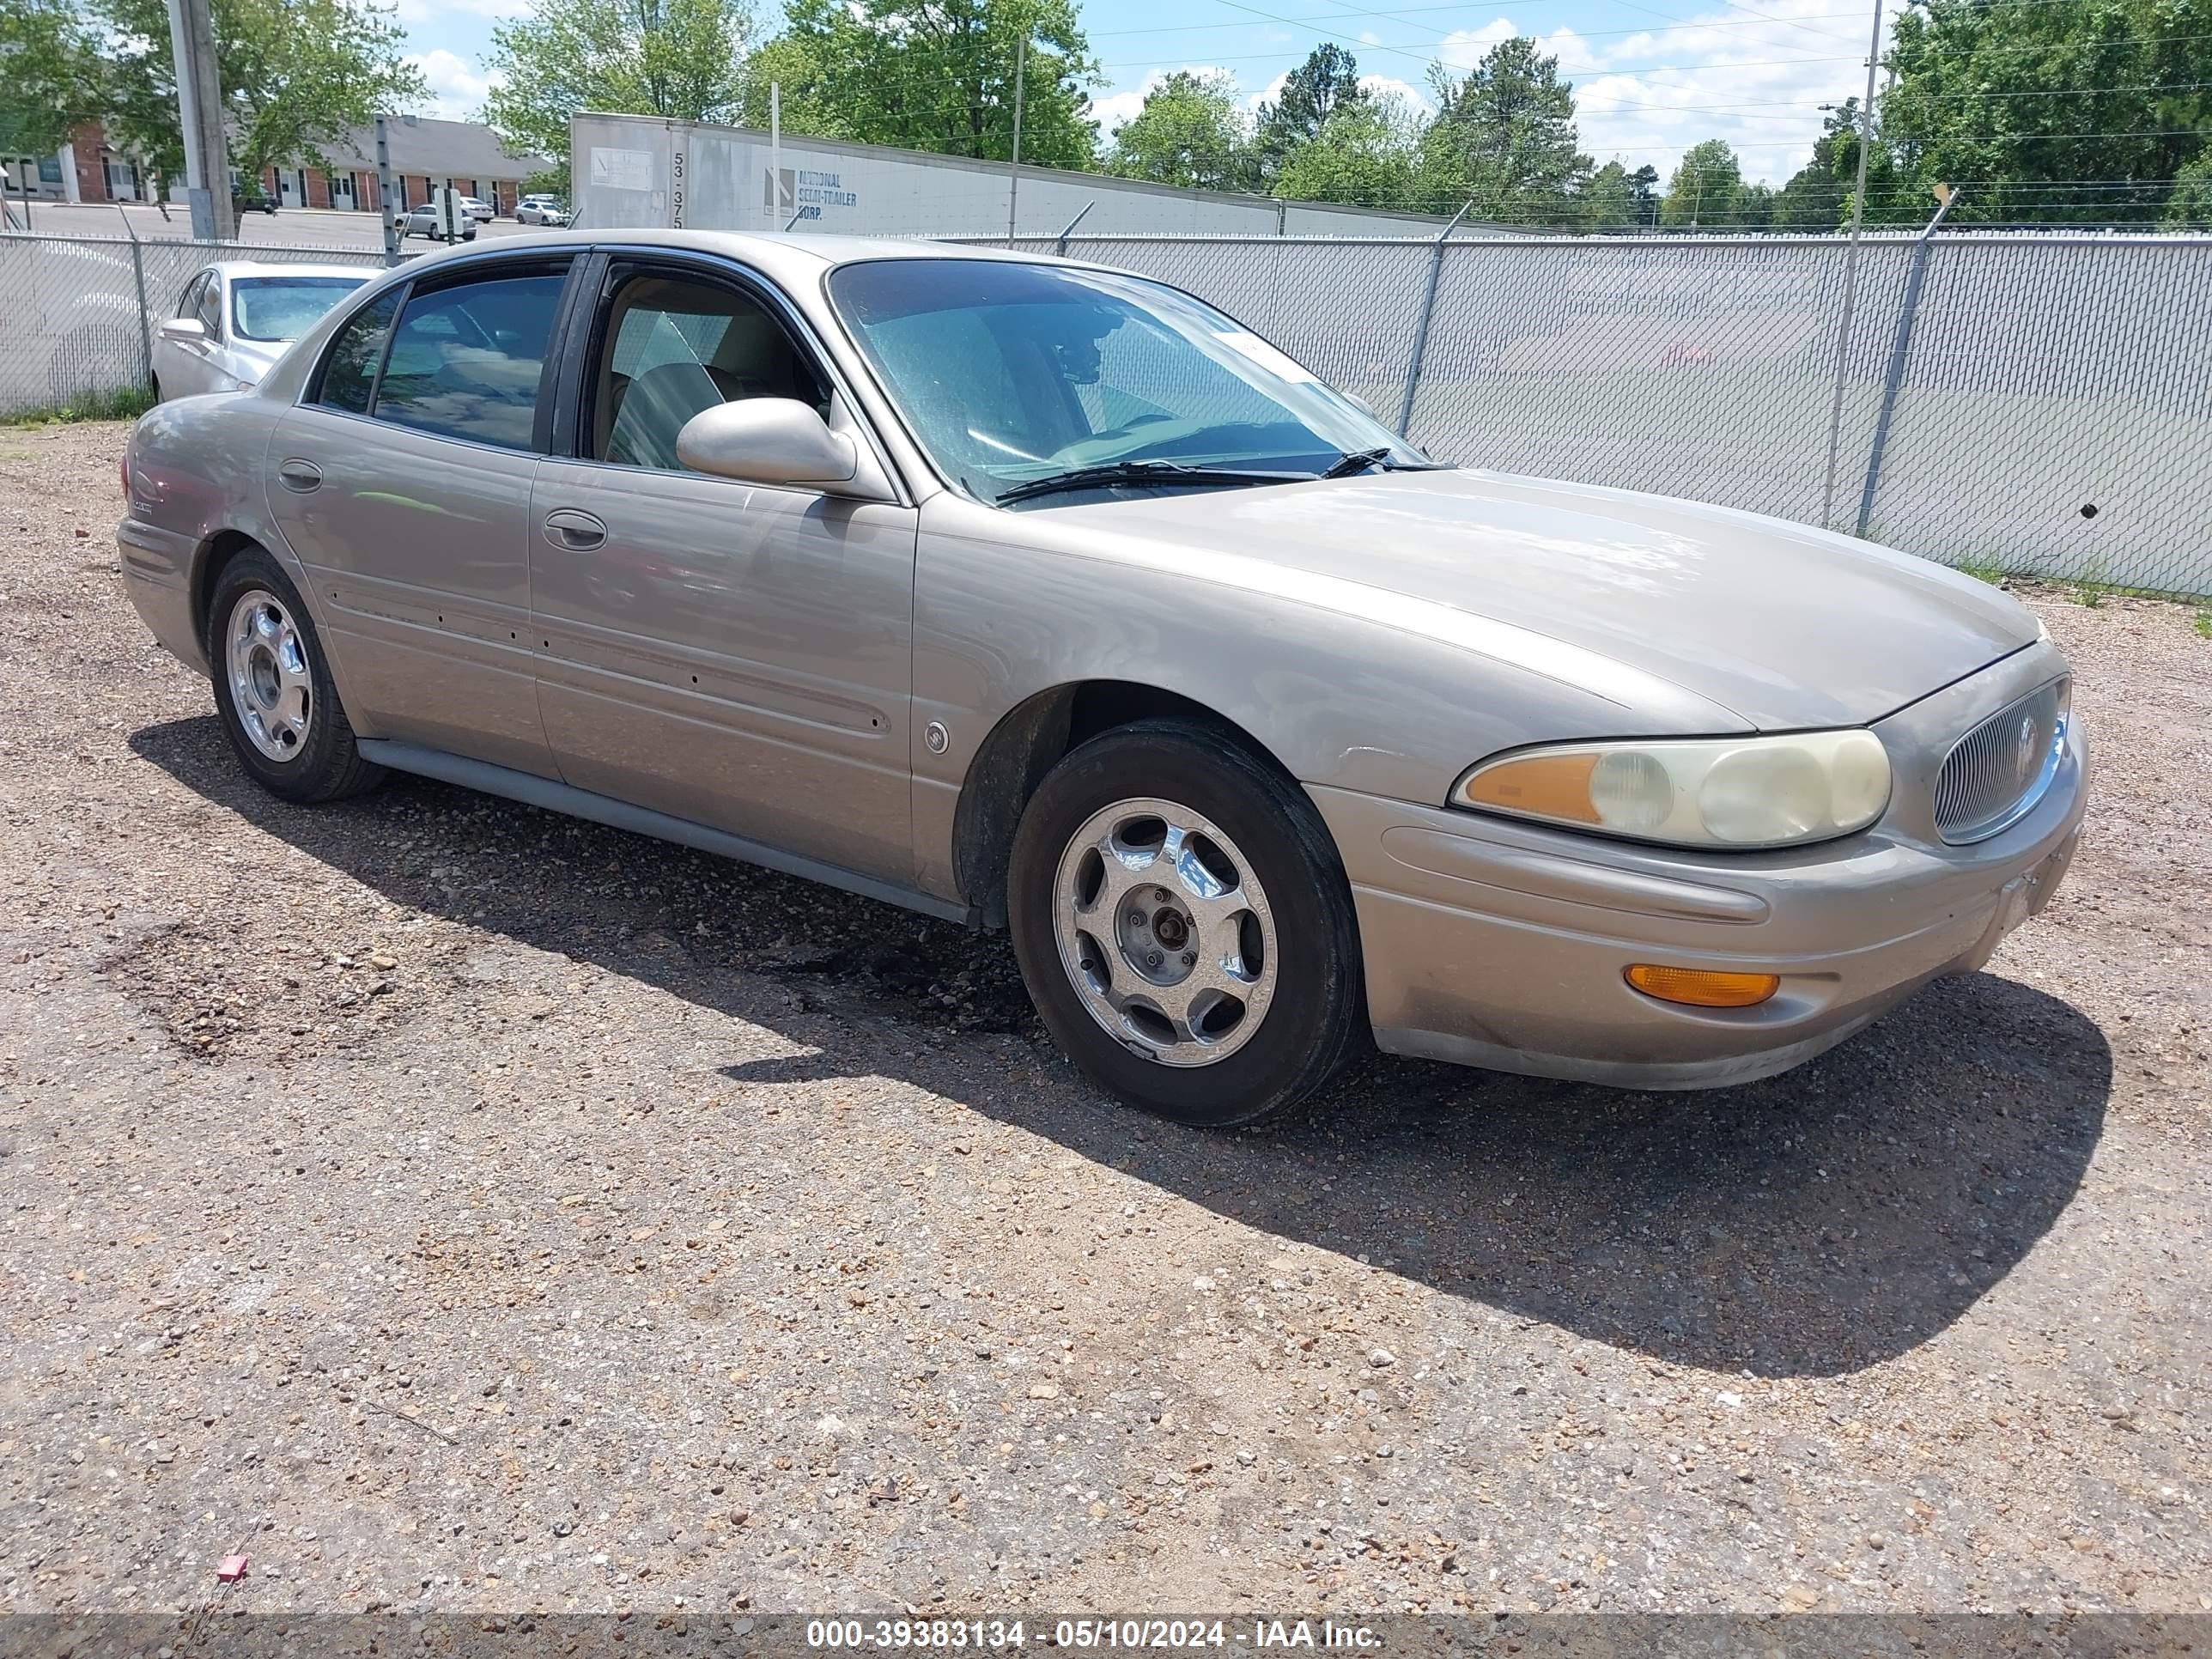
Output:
[
  {"xmin": 316, "ymin": 289, "xmax": 401, "ymax": 415},
  {"xmin": 371, "ymin": 272, "xmax": 566, "ymax": 450}
]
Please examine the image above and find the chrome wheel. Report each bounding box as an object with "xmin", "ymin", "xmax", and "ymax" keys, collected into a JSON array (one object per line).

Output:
[
  {"xmin": 223, "ymin": 588, "xmax": 312, "ymax": 763},
  {"xmin": 1051, "ymin": 798, "xmax": 1279, "ymax": 1067}
]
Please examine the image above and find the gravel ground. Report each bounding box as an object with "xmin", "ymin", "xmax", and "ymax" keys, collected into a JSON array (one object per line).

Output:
[{"xmin": 2, "ymin": 420, "xmax": 2208, "ymax": 1619}]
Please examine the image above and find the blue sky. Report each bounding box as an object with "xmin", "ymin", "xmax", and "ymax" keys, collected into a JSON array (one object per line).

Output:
[{"xmin": 392, "ymin": 0, "xmax": 1884, "ymax": 185}]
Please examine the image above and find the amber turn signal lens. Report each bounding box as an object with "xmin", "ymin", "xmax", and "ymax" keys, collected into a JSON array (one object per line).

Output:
[{"xmin": 1625, "ymin": 964, "xmax": 1780, "ymax": 1008}]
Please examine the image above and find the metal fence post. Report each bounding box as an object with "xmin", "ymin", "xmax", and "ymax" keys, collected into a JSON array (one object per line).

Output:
[
  {"xmin": 1854, "ymin": 191, "xmax": 1957, "ymax": 538},
  {"xmin": 1054, "ymin": 200, "xmax": 1095, "ymax": 256},
  {"xmin": 1395, "ymin": 203, "xmax": 1470, "ymax": 438},
  {"xmin": 121, "ymin": 210, "xmax": 155, "ymax": 387}
]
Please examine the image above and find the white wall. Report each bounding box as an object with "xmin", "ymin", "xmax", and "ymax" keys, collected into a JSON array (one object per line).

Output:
[{"xmin": 571, "ymin": 112, "xmax": 1507, "ymax": 241}]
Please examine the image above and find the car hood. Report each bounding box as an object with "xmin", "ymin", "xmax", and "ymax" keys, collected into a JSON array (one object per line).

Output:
[{"xmin": 1048, "ymin": 468, "xmax": 2037, "ymax": 730}]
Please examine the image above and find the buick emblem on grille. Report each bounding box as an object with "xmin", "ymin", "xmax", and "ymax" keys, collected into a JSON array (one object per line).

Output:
[{"xmin": 2015, "ymin": 714, "xmax": 2039, "ymax": 781}]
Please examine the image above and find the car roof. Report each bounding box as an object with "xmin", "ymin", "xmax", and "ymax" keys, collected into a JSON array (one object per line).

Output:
[
  {"xmin": 206, "ymin": 261, "xmax": 380, "ymax": 282},
  {"xmin": 416, "ymin": 226, "xmax": 1085, "ymax": 285}
]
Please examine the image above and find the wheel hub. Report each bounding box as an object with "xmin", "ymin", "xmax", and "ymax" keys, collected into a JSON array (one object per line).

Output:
[
  {"xmin": 223, "ymin": 589, "xmax": 312, "ymax": 763},
  {"xmin": 1051, "ymin": 799, "xmax": 1279, "ymax": 1068}
]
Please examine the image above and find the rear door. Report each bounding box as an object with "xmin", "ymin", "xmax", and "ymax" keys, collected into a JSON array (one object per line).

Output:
[
  {"xmin": 267, "ymin": 255, "xmax": 578, "ymax": 777},
  {"xmin": 527, "ymin": 252, "xmax": 919, "ymax": 883}
]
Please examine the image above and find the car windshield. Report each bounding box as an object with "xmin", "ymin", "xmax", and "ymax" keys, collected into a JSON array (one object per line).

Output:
[
  {"xmin": 826, "ymin": 258, "xmax": 1428, "ymax": 505},
  {"xmin": 231, "ymin": 276, "xmax": 368, "ymax": 342}
]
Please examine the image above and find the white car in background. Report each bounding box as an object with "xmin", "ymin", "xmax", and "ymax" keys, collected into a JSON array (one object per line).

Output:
[
  {"xmin": 459, "ymin": 195, "xmax": 495, "ymax": 222},
  {"xmin": 152, "ymin": 263, "xmax": 370, "ymax": 400},
  {"xmin": 515, "ymin": 194, "xmax": 568, "ymax": 226}
]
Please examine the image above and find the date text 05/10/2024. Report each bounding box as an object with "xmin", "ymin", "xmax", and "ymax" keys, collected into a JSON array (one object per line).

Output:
[{"xmin": 803, "ymin": 1622, "xmax": 1383, "ymax": 1651}]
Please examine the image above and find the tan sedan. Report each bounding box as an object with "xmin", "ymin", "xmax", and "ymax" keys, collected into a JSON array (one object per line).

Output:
[{"xmin": 115, "ymin": 231, "xmax": 2087, "ymax": 1125}]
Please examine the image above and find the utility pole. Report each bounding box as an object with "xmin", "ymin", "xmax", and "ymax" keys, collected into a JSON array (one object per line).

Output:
[
  {"xmin": 1819, "ymin": 1, "xmax": 1887, "ymax": 530},
  {"xmin": 1006, "ymin": 34, "xmax": 1026, "ymax": 246},
  {"xmin": 375, "ymin": 113, "xmax": 398, "ymax": 264},
  {"xmin": 166, "ymin": 0, "xmax": 234, "ymax": 240}
]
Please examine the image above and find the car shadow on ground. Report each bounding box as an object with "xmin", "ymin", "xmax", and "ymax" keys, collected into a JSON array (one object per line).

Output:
[{"xmin": 132, "ymin": 714, "xmax": 2113, "ymax": 1380}]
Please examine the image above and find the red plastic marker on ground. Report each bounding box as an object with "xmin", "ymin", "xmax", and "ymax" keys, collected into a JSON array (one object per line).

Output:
[{"xmin": 216, "ymin": 1555, "xmax": 250, "ymax": 1583}]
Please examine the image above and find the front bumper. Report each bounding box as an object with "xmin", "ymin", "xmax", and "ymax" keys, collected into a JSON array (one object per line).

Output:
[{"xmin": 1316, "ymin": 647, "xmax": 2089, "ymax": 1091}]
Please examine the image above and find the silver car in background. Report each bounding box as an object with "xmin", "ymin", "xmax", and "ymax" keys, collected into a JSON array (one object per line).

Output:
[
  {"xmin": 151, "ymin": 263, "xmax": 369, "ymax": 400},
  {"xmin": 516, "ymin": 194, "xmax": 569, "ymax": 227},
  {"xmin": 114, "ymin": 231, "xmax": 2087, "ymax": 1126}
]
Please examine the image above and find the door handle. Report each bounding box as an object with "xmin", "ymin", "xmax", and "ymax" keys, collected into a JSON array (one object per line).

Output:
[
  {"xmin": 276, "ymin": 459, "xmax": 322, "ymax": 493},
  {"xmin": 543, "ymin": 508, "xmax": 607, "ymax": 550}
]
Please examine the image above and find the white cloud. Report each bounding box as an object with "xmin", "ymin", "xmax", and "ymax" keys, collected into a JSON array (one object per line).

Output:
[
  {"xmin": 1094, "ymin": 64, "xmax": 1237, "ymax": 135},
  {"xmin": 1431, "ymin": 1, "xmax": 1878, "ymax": 184},
  {"xmin": 1359, "ymin": 74, "xmax": 1431, "ymax": 116},
  {"xmin": 406, "ymin": 48, "xmax": 498, "ymax": 121}
]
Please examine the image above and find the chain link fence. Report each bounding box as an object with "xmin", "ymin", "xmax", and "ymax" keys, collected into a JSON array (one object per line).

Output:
[
  {"xmin": 7, "ymin": 227, "xmax": 2209, "ymax": 597},
  {"xmin": 2, "ymin": 232, "xmax": 390, "ymax": 415},
  {"xmin": 977, "ymin": 229, "xmax": 2212, "ymax": 599}
]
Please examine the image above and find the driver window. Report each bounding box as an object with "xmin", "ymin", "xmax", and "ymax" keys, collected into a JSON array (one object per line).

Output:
[{"xmin": 589, "ymin": 270, "xmax": 828, "ymax": 471}]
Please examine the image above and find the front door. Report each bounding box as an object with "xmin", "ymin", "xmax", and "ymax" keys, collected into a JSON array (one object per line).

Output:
[
  {"xmin": 277, "ymin": 167, "xmax": 304, "ymax": 208},
  {"xmin": 156, "ymin": 269, "xmax": 225, "ymax": 398},
  {"xmin": 330, "ymin": 172, "xmax": 356, "ymax": 210},
  {"xmin": 528, "ymin": 257, "xmax": 918, "ymax": 883},
  {"xmin": 266, "ymin": 259, "xmax": 575, "ymax": 778}
]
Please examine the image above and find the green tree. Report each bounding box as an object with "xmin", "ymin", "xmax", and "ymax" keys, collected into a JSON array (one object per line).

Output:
[
  {"xmin": 1577, "ymin": 158, "xmax": 1633, "ymax": 228},
  {"xmin": 1659, "ymin": 137, "xmax": 1741, "ymax": 226},
  {"xmin": 115, "ymin": 0, "xmax": 422, "ymax": 188},
  {"xmin": 1419, "ymin": 36, "xmax": 1589, "ymax": 225},
  {"xmin": 1109, "ymin": 70, "xmax": 1249, "ymax": 191},
  {"xmin": 1252, "ymin": 43, "xmax": 1364, "ymax": 179},
  {"xmin": 0, "ymin": 0, "xmax": 106, "ymax": 158},
  {"xmin": 486, "ymin": 0, "xmax": 757, "ymax": 174},
  {"xmin": 1271, "ymin": 90, "xmax": 1419, "ymax": 208},
  {"xmin": 759, "ymin": 0, "xmax": 1098, "ymax": 167},
  {"xmin": 1881, "ymin": 0, "xmax": 2212, "ymax": 225},
  {"xmin": 2165, "ymin": 151, "xmax": 2212, "ymax": 226}
]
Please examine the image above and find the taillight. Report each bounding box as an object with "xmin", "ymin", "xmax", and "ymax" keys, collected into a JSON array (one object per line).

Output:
[{"xmin": 118, "ymin": 447, "xmax": 131, "ymax": 501}]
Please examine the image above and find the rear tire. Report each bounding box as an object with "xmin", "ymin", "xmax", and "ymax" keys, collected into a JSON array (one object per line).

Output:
[
  {"xmin": 204, "ymin": 547, "xmax": 385, "ymax": 803},
  {"xmin": 1008, "ymin": 718, "xmax": 1364, "ymax": 1127}
]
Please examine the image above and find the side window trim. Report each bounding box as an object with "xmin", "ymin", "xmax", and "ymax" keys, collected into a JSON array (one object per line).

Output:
[{"xmin": 359, "ymin": 280, "xmax": 411, "ymax": 416}]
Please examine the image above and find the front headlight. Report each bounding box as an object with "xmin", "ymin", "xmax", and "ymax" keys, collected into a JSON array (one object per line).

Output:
[{"xmin": 1453, "ymin": 729, "xmax": 1892, "ymax": 850}]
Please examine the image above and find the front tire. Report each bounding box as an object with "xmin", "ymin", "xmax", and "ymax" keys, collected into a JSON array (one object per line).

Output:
[
  {"xmin": 204, "ymin": 548, "xmax": 385, "ymax": 803},
  {"xmin": 1008, "ymin": 719, "xmax": 1364, "ymax": 1127}
]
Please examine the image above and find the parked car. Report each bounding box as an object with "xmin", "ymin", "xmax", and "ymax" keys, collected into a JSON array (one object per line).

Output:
[
  {"xmin": 398, "ymin": 203, "xmax": 477, "ymax": 240},
  {"xmin": 115, "ymin": 233, "xmax": 2088, "ymax": 1127},
  {"xmin": 515, "ymin": 194, "xmax": 568, "ymax": 227},
  {"xmin": 459, "ymin": 195, "xmax": 495, "ymax": 222},
  {"xmin": 151, "ymin": 262, "xmax": 370, "ymax": 400},
  {"xmin": 232, "ymin": 185, "xmax": 278, "ymax": 216}
]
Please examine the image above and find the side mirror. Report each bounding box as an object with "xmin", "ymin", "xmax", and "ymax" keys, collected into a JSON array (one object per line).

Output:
[
  {"xmin": 676, "ymin": 398, "xmax": 859, "ymax": 490},
  {"xmin": 160, "ymin": 317, "xmax": 208, "ymax": 343}
]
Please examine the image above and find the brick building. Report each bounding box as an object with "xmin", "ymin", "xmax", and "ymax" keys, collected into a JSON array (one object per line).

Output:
[{"xmin": 10, "ymin": 114, "xmax": 549, "ymax": 218}]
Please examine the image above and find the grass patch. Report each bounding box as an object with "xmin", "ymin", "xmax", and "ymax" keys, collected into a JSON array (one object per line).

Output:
[
  {"xmin": 1953, "ymin": 557, "xmax": 2007, "ymax": 586},
  {"xmin": 2194, "ymin": 609, "xmax": 2212, "ymax": 641},
  {"xmin": 2, "ymin": 384, "xmax": 156, "ymax": 428}
]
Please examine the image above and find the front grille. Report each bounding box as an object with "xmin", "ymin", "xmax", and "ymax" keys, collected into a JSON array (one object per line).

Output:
[{"xmin": 1935, "ymin": 679, "xmax": 2069, "ymax": 843}]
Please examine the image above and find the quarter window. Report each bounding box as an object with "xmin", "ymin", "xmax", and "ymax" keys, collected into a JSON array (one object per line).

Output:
[
  {"xmin": 586, "ymin": 270, "xmax": 827, "ymax": 471},
  {"xmin": 371, "ymin": 272, "xmax": 566, "ymax": 450},
  {"xmin": 315, "ymin": 289, "xmax": 401, "ymax": 415},
  {"xmin": 194, "ymin": 276, "xmax": 223, "ymax": 337}
]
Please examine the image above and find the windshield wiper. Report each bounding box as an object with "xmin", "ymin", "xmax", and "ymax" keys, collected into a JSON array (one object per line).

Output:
[
  {"xmin": 995, "ymin": 459, "xmax": 1313, "ymax": 506},
  {"xmin": 1322, "ymin": 446, "xmax": 1455, "ymax": 478}
]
